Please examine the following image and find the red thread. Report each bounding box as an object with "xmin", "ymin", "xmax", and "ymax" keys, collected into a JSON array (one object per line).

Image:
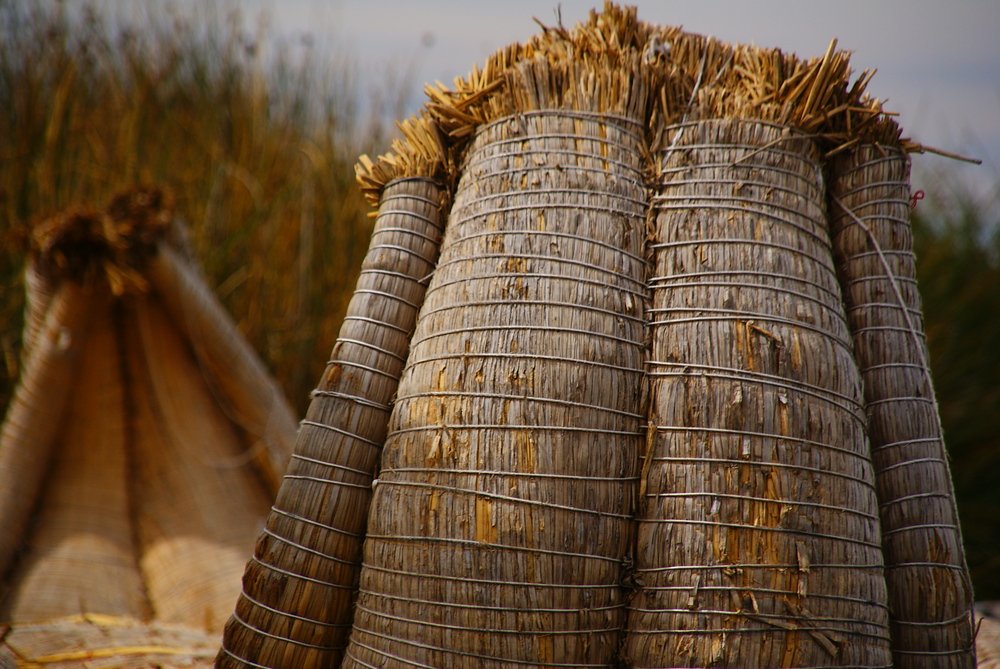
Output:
[{"xmin": 910, "ymin": 189, "xmax": 925, "ymax": 209}]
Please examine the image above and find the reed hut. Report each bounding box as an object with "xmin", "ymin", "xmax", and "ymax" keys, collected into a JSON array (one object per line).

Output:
[
  {"xmin": 0, "ymin": 187, "xmax": 297, "ymax": 666},
  {"xmin": 222, "ymin": 3, "xmax": 976, "ymax": 667}
]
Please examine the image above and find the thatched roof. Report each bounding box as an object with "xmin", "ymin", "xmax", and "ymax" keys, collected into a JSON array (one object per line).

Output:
[{"xmin": 0, "ymin": 187, "xmax": 298, "ymax": 661}]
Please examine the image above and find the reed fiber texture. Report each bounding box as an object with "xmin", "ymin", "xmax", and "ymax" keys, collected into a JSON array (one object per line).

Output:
[
  {"xmin": 0, "ymin": 614, "xmax": 216, "ymax": 668},
  {"xmin": 0, "ymin": 187, "xmax": 294, "ymax": 654},
  {"xmin": 0, "ymin": 283, "xmax": 92, "ymax": 581},
  {"xmin": 625, "ymin": 119, "xmax": 892, "ymax": 668},
  {"xmin": 342, "ymin": 59, "xmax": 652, "ymax": 667},
  {"xmin": 1, "ymin": 294, "xmax": 147, "ymax": 623},
  {"xmin": 253, "ymin": 4, "xmax": 968, "ymax": 667},
  {"xmin": 219, "ymin": 178, "xmax": 447, "ymax": 668},
  {"xmin": 148, "ymin": 242, "xmax": 298, "ymax": 492},
  {"xmin": 20, "ymin": 263, "xmax": 59, "ymax": 367},
  {"xmin": 828, "ymin": 145, "xmax": 976, "ymax": 668},
  {"xmin": 124, "ymin": 293, "xmax": 273, "ymax": 631}
]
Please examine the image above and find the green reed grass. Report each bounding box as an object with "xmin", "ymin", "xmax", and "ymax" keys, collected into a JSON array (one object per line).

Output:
[{"xmin": 0, "ymin": 0, "xmax": 397, "ymax": 413}]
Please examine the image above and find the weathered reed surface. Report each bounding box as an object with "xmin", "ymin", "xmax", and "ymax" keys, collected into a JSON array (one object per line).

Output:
[
  {"xmin": 828, "ymin": 145, "xmax": 976, "ymax": 668},
  {"xmin": 343, "ymin": 107, "xmax": 649, "ymax": 667},
  {"xmin": 2, "ymin": 295, "xmax": 147, "ymax": 623},
  {"xmin": 625, "ymin": 119, "xmax": 891, "ymax": 668},
  {"xmin": 148, "ymin": 242, "xmax": 298, "ymax": 492},
  {"xmin": 0, "ymin": 614, "xmax": 216, "ymax": 668},
  {"xmin": 219, "ymin": 178, "xmax": 446, "ymax": 668},
  {"xmin": 127, "ymin": 295, "xmax": 272, "ymax": 632},
  {"xmin": 0, "ymin": 282, "xmax": 92, "ymax": 579}
]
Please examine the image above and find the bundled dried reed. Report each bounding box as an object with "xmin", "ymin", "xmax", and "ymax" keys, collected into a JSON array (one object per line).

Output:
[
  {"xmin": 343, "ymin": 46, "xmax": 654, "ymax": 666},
  {"xmin": 828, "ymin": 145, "xmax": 976, "ymax": 668},
  {"xmin": 0, "ymin": 187, "xmax": 295, "ymax": 657},
  {"xmin": 355, "ymin": 3, "xmax": 664, "ymax": 202},
  {"xmin": 218, "ymin": 177, "xmax": 447, "ymax": 668},
  {"xmin": 626, "ymin": 119, "xmax": 892, "ymax": 668},
  {"xmin": 251, "ymin": 4, "xmax": 969, "ymax": 667}
]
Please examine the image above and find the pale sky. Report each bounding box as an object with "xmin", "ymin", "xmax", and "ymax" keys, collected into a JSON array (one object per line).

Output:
[{"xmin": 107, "ymin": 0, "xmax": 1000, "ymax": 203}]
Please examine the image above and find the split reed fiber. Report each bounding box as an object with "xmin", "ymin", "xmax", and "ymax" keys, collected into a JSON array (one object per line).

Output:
[
  {"xmin": 828, "ymin": 145, "xmax": 976, "ymax": 668},
  {"xmin": 219, "ymin": 176, "xmax": 447, "ymax": 668},
  {"xmin": 0, "ymin": 187, "xmax": 295, "ymax": 645},
  {"xmin": 343, "ymin": 54, "xmax": 653, "ymax": 665}
]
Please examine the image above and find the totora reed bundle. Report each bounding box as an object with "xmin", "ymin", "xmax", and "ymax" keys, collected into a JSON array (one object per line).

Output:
[
  {"xmin": 344, "ymin": 53, "xmax": 653, "ymax": 666},
  {"xmin": 0, "ymin": 187, "xmax": 297, "ymax": 666},
  {"xmin": 221, "ymin": 3, "xmax": 976, "ymax": 667},
  {"xmin": 628, "ymin": 117, "xmax": 891, "ymax": 667},
  {"xmin": 828, "ymin": 145, "xmax": 976, "ymax": 668},
  {"xmin": 219, "ymin": 175, "xmax": 448, "ymax": 667}
]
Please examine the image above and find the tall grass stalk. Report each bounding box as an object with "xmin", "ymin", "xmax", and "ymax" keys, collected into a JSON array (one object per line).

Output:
[{"xmin": 0, "ymin": 0, "xmax": 395, "ymax": 413}]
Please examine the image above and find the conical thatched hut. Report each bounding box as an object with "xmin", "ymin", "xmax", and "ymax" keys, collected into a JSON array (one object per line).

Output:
[
  {"xmin": 221, "ymin": 3, "xmax": 976, "ymax": 667},
  {"xmin": 0, "ymin": 187, "xmax": 297, "ymax": 667}
]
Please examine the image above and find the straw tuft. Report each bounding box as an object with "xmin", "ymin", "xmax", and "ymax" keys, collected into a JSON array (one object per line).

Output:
[{"xmin": 29, "ymin": 187, "xmax": 173, "ymax": 296}]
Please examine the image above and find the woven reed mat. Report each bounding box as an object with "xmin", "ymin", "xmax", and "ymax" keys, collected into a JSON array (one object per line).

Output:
[
  {"xmin": 0, "ymin": 615, "xmax": 216, "ymax": 668},
  {"xmin": 1, "ymin": 187, "xmax": 293, "ymax": 637},
  {"xmin": 0, "ymin": 282, "xmax": 93, "ymax": 583}
]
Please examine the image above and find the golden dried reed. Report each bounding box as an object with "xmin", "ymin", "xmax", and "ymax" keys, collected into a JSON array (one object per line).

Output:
[{"xmin": 220, "ymin": 3, "xmax": 974, "ymax": 667}]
